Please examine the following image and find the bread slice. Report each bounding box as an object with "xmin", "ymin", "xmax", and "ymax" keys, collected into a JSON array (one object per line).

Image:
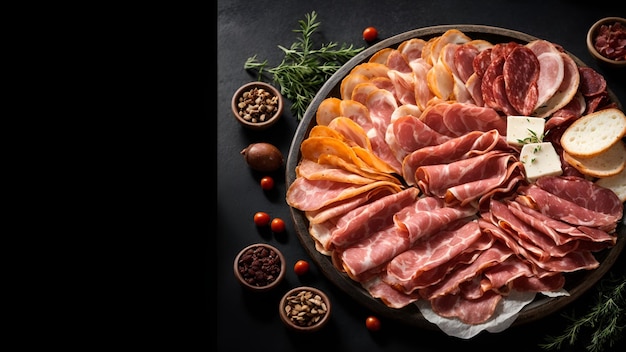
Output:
[
  {"xmin": 595, "ymin": 166, "xmax": 626, "ymax": 203},
  {"xmin": 560, "ymin": 108, "xmax": 626, "ymax": 158},
  {"xmin": 563, "ymin": 139, "xmax": 626, "ymax": 177}
]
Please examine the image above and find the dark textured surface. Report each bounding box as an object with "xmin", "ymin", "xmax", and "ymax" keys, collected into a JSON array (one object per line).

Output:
[{"xmin": 216, "ymin": 2, "xmax": 625, "ymax": 351}]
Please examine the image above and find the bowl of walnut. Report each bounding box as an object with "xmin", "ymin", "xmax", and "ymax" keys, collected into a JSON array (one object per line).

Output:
[
  {"xmin": 279, "ymin": 286, "xmax": 331, "ymax": 332},
  {"xmin": 586, "ymin": 17, "xmax": 626, "ymax": 69},
  {"xmin": 232, "ymin": 81, "xmax": 284, "ymax": 130}
]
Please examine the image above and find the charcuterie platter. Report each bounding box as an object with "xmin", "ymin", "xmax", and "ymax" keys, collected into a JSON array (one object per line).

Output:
[{"xmin": 286, "ymin": 25, "xmax": 625, "ymax": 336}]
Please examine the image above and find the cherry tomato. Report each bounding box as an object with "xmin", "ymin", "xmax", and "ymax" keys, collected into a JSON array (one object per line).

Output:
[
  {"xmin": 362, "ymin": 26, "xmax": 378, "ymax": 42},
  {"xmin": 260, "ymin": 176, "xmax": 274, "ymax": 190},
  {"xmin": 365, "ymin": 316, "xmax": 381, "ymax": 331},
  {"xmin": 293, "ymin": 260, "xmax": 310, "ymax": 275},
  {"xmin": 253, "ymin": 212, "xmax": 271, "ymax": 227},
  {"xmin": 270, "ymin": 217, "xmax": 286, "ymax": 233}
]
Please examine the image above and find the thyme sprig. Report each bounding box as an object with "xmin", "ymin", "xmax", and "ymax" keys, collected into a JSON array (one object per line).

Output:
[
  {"xmin": 244, "ymin": 11, "xmax": 365, "ymax": 121},
  {"xmin": 540, "ymin": 273, "xmax": 625, "ymax": 352}
]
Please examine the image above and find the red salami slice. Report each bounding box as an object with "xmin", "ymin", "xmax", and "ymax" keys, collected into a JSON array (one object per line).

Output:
[
  {"xmin": 503, "ymin": 46, "xmax": 540, "ymax": 115},
  {"xmin": 578, "ymin": 66, "xmax": 607, "ymax": 97}
]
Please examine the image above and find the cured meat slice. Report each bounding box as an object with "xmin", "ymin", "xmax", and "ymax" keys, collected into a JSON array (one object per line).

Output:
[
  {"xmin": 430, "ymin": 290, "xmax": 502, "ymax": 325},
  {"xmin": 544, "ymin": 92, "xmax": 585, "ymax": 130},
  {"xmin": 351, "ymin": 82, "xmax": 382, "ymax": 106},
  {"xmin": 393, "ymin": 196, "xmax": 477, "ymax": 244},
  {"xmin": 330, "ymin": 187, "xmax": 419, "ymax": 250},
  {"xmin": 526, "ymin": 39, "xmax": 565, "ymax": 111},
  {"xmin": 507, "ymin": 199, "xmax": 616, "ymax": 246},
  {"xmin": 578, "ymin": 66, "xmax": 607, "ymax": 97},
  {"xmin": 296, "ymin": 159, "xmax": 375, "ymax": 185},
  {"xmin": 305, "ymin": 184, "xmax": 395, "ymax": 225},
  {"xmin": 415, "ymin": 151, "xmax": 523, "ymax": 206},
  {"xmin": 535, "ymin": 176, "xmax": 623, "ymax": 219},
  {"xmin": 534, "ymin": 52, "xmax": 581, "ymax": 119},
  {"xmin": 533, "ymin": 52, "xmax": 564, "ymax": 110},
  {"xmin": 492, "ymin": 75, "xmax": 520, "ymax": 115},
  {"xmin": 363, "ymin": 276, "xmax": 420, "ymax": 309},
  {"xmin": 316, "ymin": 97, "xmax": 343, "ymax": 126},
  {"xmin": 422, "ymin": 102, "xmax": 508, "ymax": 137},
  {"xmin": 464, "ymin": 72, "xmax": 484, "ymax": 107},
  {"xmin": 518, "ymin": 184, "xmax": 621, "ymax": 232},
  {"xmin": 392, "ymin": 115, "xmax": 451, "ymax": 165},
  {"xmin": 339, "ymin": 224, "xmax": 411, "ymax": 281},
  {"xmin": 481, "ymin": 55, "xmax": 505, "ymax": 110},
  {"xmin": 454, "ymin": 43, "xmax": 480, "ymax": 82},
  {"xmin": 327, "ymin": 116, "xmax": 371, "ymax": 150},
  {"xmin": 385, "ymin": 220, "xmax": 481, "ymax": 284},
  {"xmin": 368, "ymin": 47, "xmax": 394, "ymax": 65},
  {"xmin": 419, "ymin": 241, "xmax": 514, "ymax": 300},
  {"xmin": 503, "ymin": 46, "xmax": 540, "ymax": 115},
  {"xmin": 409, "ymin": 58, "xmax": 435, "ymax": 110},
  {"xmin": 472, "ymin": 47, "xmax": 492, "ymax": 78},
  {"xmin": 397, "ymin": 38, "xmax": 427, "ymax": 64},
  {"xmin": 490, "ymin": 199, "xmax": 579, "ymax": 259},
  {"xmin": 286, "ymin": 177, "xmax": 403, "ymax": 212},
  {"xmin": 402, "ymin": 130, "xmax": 508, "ymax": 186}
]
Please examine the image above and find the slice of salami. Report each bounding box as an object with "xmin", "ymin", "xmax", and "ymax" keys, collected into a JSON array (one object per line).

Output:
[
  {"xmin": 578, "ymin": 66, "xmax": 607, "ymax": 97},
  {"xmin": 472, "ymin": 48, "xmax": 492, "ymax": 78},
  {"xmin": 481, "ymin": 55, "xmax": 505, "ymax": 110},
  {"xmin": 503, "ymin": 46, "xmax": 540, "ymax": 115},
  {"xmin": 493, "ymin": 75, "xmax": 519, "ymax": 115}
]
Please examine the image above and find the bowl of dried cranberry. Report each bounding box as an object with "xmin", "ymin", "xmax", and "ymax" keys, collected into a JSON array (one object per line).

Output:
[
  {"xmin": 234, "ymin": 243, "xmax": 286, "ymax": 292},
  {"xmin": 232, "ymin": 81, "xmax": 284, "ymax": 130},
  {"xmin": 586, "ymin": 17, "xmax": 626, "ymax": 68}
]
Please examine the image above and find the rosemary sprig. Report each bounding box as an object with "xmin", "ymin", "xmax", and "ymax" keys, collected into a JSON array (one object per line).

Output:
[
  {"xmin": 244, "ymin": 11, "xmax": 365, "ymax": 121},
  {"xmin": 540, "ymin": 273, "xmax": 625, "ymax": 352}
]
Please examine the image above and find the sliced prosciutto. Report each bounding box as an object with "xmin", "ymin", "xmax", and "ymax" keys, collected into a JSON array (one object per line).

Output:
[{"xmin": 415, "ymin": 150, "xmax": 524, "ymax": 206}]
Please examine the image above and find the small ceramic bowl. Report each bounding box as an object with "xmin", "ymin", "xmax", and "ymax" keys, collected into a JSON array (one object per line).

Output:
[
  {"xmin": 279, "ymin": 286, "xmax": 331, "ymax": 332},
  {"xmin": 586, "ymin": 17, "xmax": 626, "ymax": 69},
  {"xmin": 234, "ymin": 243, "xmax": 285, "ymax": 292},
  {"xmin": 232, "ymin": 81, "xmax": 284, "ymax": 130}
]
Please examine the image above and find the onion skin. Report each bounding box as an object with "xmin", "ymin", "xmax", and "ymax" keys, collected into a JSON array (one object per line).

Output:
[{"xmin": 241, "ymin": 142, "xmax": 284, "ymax": 172}]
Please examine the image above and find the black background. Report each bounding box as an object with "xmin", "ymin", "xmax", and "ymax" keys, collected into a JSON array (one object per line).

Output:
[{"xmin": 216, "ymin": 1, "xmax": 625, "ymax": 351}]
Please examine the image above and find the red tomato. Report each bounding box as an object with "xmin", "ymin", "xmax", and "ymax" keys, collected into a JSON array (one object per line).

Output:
[
  {"xmin": 260, "ymin": 176, "xmax": 274, "ymax": 190},
  {"xmin": 365, "ymin": 316, "xmax": 381, "ymax": 331},
  {"xmin": 362, "ymin": 26, "xmax": 378, "ymax": 42},
  {"xmin": 270, "ymin": 217, "xmax": 286, "ymax": 233},
  {"xmin": 293, "ymin": 260, "xmax": 310, "ymax": 275},
  {"xmin": 253, "ymin": 212, "xmax": 271, "ymax": 227}
]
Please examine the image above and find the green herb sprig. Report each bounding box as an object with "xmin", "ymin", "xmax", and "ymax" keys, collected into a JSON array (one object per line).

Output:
[
  {"xmin": 244, "ymin": 11, "xmax": 365, "ymax": 121},
  {"xmin": 517, "ymin": 128, "xmax": 544, "ymax": 145},
  {"xmin": 540, "ymin": 273, "xmax": 625, "ymax": 352}
]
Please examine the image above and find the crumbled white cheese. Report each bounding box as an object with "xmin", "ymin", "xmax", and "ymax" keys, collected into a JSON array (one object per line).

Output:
[
  {"xmin": 506, "ymin": 116, "xmax": 546, "ymax": 146},
  {"xmin": 520, "ymin": 142, "xmax": 563, "ymax": 182}
]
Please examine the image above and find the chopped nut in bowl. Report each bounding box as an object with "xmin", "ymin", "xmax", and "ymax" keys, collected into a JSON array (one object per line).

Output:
[
  {"xmin": 233, "ymin": 243, "xmax": 285, "ymax": 292},
  {"xmin": 279, "ymin": 286, "xmax": 331, "ymax": 332},
  {"xmin": 232, "ymin": 81, "xmax": 284, "ymax": 130},
  {"xmin": 586, "ymin": 17, "xmax": 626, "ymax": 69}
]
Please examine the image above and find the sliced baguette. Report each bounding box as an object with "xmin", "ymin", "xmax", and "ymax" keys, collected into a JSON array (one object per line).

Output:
[
  {"xmin": 563, "ymin": 139, "xmax": 626, "ymax": 177},
  {"xmin": 560, "ymin": 108, "xmax": 626, "ymax": 158},
  {"xmin": 595, "ymin": 166, "xmax": 626, "ymax": 203}
]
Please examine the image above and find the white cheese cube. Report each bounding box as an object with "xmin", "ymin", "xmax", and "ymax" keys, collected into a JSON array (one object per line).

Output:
[
  {"xmin": 520, "ymin": 142, "xmax": 563, "ymax": 183},
  {"xmin": 506, "ymin": 116, "xmax": 546, "ymax": 146}
]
